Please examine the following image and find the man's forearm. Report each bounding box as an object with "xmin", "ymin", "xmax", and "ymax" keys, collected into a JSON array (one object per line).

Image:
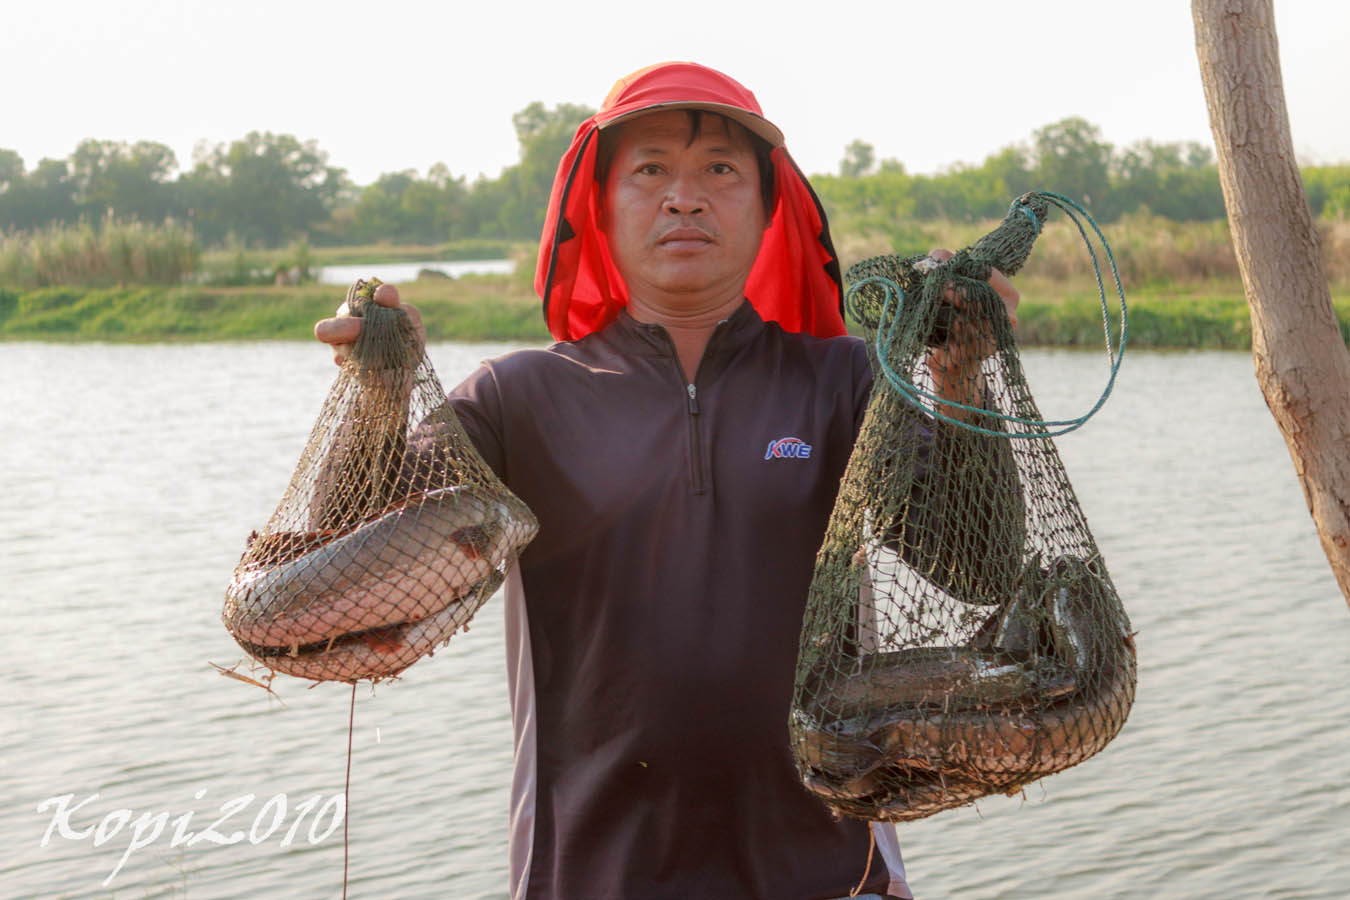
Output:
[{"xmin": 931, "ymin": 364, "xmax": 988, "ymax": 424}]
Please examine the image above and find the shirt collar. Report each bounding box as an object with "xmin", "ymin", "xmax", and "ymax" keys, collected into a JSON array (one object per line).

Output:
[{"xmin": 608, "ymin": 298, "xmax": 765, "ymax": 375}]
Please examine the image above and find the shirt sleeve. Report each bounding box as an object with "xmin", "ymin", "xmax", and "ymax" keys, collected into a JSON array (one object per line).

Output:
[
  {"xmin": 444, "ymin": 361, "xmax": 509, "ymax": 482},
  {"xmin": 850, "ymin": 338, "xmax": 875, "ymax": 438},
  {"xmin": 395, "ymin": 360, "xmax": 510, "ymax": 496}
]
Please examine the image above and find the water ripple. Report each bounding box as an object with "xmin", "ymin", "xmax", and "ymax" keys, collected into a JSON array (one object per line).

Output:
[{"xmin": 3, "ymin": 345, "xmax": 1348, "ymax": 899}]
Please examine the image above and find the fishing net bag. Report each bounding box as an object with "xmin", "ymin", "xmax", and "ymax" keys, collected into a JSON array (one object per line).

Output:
[
  {"xmin": 222, "ymin": 278, "xmax": 538, "ymax": 684},
  {"xmin": 790, "ymin": 193, "xmax": 1135, "ymax": 821}
]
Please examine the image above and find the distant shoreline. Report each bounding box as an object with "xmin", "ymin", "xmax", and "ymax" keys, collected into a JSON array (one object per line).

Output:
[{"xmin": 2, "ymin": 278, "xmax": 1347, "ymax": 348}]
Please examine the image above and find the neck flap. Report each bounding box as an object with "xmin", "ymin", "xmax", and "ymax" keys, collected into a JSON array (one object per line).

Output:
[{"xmin": 534, "ymin": 62, "xmax": 845, "ymax": 342}]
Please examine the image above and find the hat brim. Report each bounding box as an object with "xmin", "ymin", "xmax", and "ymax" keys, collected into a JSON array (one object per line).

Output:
[{"xmin": 597, "ymin": 101, "xmax": 785, "ymax": 148}]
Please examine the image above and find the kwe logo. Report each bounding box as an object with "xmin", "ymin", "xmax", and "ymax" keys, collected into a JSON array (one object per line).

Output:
[{"xmin": 764, "ymin": 436, "xmax": 813, "ymax": 461}]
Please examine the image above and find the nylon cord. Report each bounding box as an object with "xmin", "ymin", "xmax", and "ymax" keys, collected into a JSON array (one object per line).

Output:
[
  {"xmin": 343, "ymin": 681, "xmax": 355, "ymax": 900},
  {"xmin": 851, "ymin": 191, "xmax": 1128, "ymax": 438},
  {"xmin": 849, "ymin": 825, "xmax": 877, "ymax": 897}
]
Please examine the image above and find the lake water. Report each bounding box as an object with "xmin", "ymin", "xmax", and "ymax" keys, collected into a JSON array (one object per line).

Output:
[
  {"xmin": 1, "ymin": 342, "xmax": 1347, "ymax": 899},
  {"xmin": 315, "ymin": 259, "xmax": 515, "ymax": 285}
]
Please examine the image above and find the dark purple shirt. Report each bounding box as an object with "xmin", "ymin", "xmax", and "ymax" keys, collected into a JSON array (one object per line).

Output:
[{"xmin": 448, "ymin": 301, "xmax": 911, "ymax": 900}]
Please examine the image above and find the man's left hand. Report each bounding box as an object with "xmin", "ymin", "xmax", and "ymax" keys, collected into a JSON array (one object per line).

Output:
[{"xmin": 924, "ymin": 247, "xmax": 1019, "ymax": 421}]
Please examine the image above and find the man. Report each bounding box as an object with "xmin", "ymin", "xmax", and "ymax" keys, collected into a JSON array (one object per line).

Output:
[{"xmin": 318, "ymin": 61, "xmax": 1018, "ymax": 900}]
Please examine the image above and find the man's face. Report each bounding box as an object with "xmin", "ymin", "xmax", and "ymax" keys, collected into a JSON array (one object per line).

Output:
[{"xmin": 601, "ymin": 110, "xmax": 768, "ymax": 308}]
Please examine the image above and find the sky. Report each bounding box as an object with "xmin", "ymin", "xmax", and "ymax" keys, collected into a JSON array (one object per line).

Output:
[{"xmin": 4, "ymin": 0, "xmax": 1348, "ymax": 186}]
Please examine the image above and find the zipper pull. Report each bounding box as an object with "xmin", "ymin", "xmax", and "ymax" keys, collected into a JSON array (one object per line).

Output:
[{"xmin": 687, "ymin": 383, "xmax": 699, "ymax": 415}]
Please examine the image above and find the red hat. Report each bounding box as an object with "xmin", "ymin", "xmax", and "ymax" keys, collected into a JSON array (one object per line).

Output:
[{"xmin": 535, "ymin": 61, "xmax": 845, "ymax": 342}]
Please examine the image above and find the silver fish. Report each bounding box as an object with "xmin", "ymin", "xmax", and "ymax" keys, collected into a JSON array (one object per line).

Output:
[
  {"xmin": 801, "ymin": 646, "xmax": 1063, "ymax": 722},
  {"xmin": 794, "ymin": 646, "xmax": 1079, "ymax": 791},
  {"xmin": 820, "ymin": 769, "xmax": 991, "ymax": 823},
  {"xmin": 234, "ymin": 571, "xmax": 505, "ymax": 683},
  {"xmin": 796, "ymin": 555, "xmax": 1134, "ymax": 817},
  {"xmin": 798, "ymin": 645, "xmax": 1131, "ymax": 810},
  {"xmin": 223, "ymin": 485, "xmax": 535, "ymax": 648},
  {"xmin": 861, "ymin": 645, "xmax": 1132, "ymax": 781},
  {"xmin": 1044, "ymin": 554, "xmax": 1109, "ymax": 672}
]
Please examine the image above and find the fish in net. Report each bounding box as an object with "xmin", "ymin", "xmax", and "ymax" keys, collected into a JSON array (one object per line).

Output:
[
  {"xmin": 790, "ymin": 193, "xmax": 1135, "ymax": 822},
  {"xmin": 222, "ymin": 278, "xmax": 538, "ymax": 684}
]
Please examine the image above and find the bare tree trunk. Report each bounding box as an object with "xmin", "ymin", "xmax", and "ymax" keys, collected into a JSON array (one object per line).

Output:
[{"xmin": 1193, "ymin": 0, "xmax": 1350, "ymax": 606}]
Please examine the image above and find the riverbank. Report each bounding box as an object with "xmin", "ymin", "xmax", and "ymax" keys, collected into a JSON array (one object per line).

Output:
[
  {"xmin": 1017, "ymin": 290, "xmax": 1350, "ymax": 349},
  {"xmin": 2, "ymin": 276, "xmax": 1348, "ymax": 347},
  {"xmin": 0, "ymin": 275, "xmax": 551, "ymax": 343}
]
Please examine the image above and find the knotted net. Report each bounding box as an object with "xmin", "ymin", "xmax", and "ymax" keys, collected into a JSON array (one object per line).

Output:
[
  {"xmin": 791, "ymin": 194, "xmax": 1135, "ymax": 821},
  {"xmin": 222, "ymin": 278, "xmax": 538, "ymax": 684}
]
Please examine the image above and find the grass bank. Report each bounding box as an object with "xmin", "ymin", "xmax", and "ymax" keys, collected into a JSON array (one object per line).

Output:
[
  {"xmin": 1017, "ymin": 292, "xmax": 1350, "ymax": 349},
  {"xmin": 0, "ymin": 275, "xmax": 551, "ymax": 343},
  {"xmin": 3, "ymin": 274, "xmax": 1348, "ymax": 348},
  {"xmin": 195, "ymin": 237, "xmax": 533, "ymax": 285}
]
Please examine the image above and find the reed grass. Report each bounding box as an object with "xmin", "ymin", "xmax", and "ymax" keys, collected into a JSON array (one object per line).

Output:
[
  {"xmin": 0, "ymin": 219, "xmax": 199, "ymax": 288},
  {"xmin": 0, "ymin": 274, "xmax": 551, "ymax": 343},
  {"xmin": 832, "ymin": 214, "xmax": 1350, "ymax": 293},
  {"xmin": 1016, "ymin": 294, "xmax": 1350, "ymax": 349},
  {"xmin": 3, "ymin": 274, "xmax": 1346, "ymax": 348}
]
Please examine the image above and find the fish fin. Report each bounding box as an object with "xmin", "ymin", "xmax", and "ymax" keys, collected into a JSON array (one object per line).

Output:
[
  {"xmin": 448, "ymin": 523, "xmax": 497, "ymax": 560},
  {"xmin": 357, "ymin": 627, "xmax": 406, "ymax": 654}
]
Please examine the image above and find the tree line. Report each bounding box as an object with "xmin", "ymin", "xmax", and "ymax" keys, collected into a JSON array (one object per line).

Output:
[
  {"xmin": 818, "ymin": 116, "xmax": 1350, "ymax": 229},
  {"xmin": 3, "ymin": 106, "xmax": 1348, "ymax": 250}
]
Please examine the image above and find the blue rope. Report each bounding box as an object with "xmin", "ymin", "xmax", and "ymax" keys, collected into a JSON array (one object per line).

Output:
[
  {"xmin": 851, "ymin": 191, "xmax": 1127, "ymax": 439},
  {"xmin": 1018, "ymin": 202, "xmax": 1043, "ymax": 235}
]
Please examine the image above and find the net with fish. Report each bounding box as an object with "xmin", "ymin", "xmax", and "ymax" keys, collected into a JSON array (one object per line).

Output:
[
  {"xmin": 221, "ymin": 278, "xmax": 538, "ymax": 684},
  {"xmin": 790, "ymin": 193, "xmax": 1135, "ymax": 822}
]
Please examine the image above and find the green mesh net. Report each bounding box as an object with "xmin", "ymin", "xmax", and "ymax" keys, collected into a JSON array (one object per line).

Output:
[
  {"xmin": 222, "ymin": 278, "xmax": 538, "ymax": 684},
  {"xmin": 791, "ymin": 194, "xmax": 1136, "ymax": 821}
]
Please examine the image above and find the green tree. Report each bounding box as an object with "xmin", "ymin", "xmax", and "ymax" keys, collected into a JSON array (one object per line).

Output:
[
  {"xmin": 1301, "ymin": 166, "xmax": 1350, "ymax": 220},
  {"xmin": 0, "ymin": 149, "xmax": 22, "ymax": 191},
  {"xmin": 353, "ymin": 170, "xmax": 417, "ymax": 241},
  {"xmin": 485, "ymin": 102, "xmax": 594, "ymax": 238},
  {"xmin": 28, "ymin": 159, "xmax": 80, "ymax": 226},
  {"xmin": 1030, "ymin": 117, "xmax": 1114, "ymax": 216},
  {"xmin": 1113, "ymin": 139, "xmax": 1223, "ymax": 220},
  {"xmin": 345, "ymin": 164, "xmax": 469, "ymax": 244},
  {"xmin": 512, "ymin": 102, "xmax": 594, "ymax": 157},
  {"xmin": 69, "ymin": 139, "xmax": 180, "ymax": 223},
  {"xmin": 0, "ymin": 155, "xmax": 79, "ymax": 231},
  {"xmin": 183, "ymin": 132, "xmax": 343, "ymax": 246},
  {"xmin": 464, "ymin": 171, "xmax": 515, "ymax": 238},
  {"xmin": 982, "ymin": 145, "xmax": 1035, "ymax": 202},
  {"xmin": 0, "ymin": 149, "xmax": 30, "ymax": 229},
  {"xmin": 839, "ymin": 140, "xmax": 876, "ymax": 178},
  {"xmin": 399, "ymin": 163, "xmax": 467, "ymax": 242}
]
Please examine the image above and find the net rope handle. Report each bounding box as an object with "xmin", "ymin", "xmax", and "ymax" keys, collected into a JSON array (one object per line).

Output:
[{"xmin": 852, "ymin": 191, "xmax": 1128, "ymax": 439}]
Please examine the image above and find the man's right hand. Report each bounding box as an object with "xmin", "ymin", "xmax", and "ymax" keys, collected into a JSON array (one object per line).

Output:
[{"xmin": 314, "ymin": 284, "xmax": 426, "ymax": 366}]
